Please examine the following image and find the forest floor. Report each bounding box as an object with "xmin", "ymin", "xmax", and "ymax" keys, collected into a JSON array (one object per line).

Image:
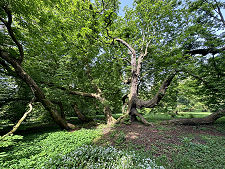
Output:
[
  {"xmin": 96, "ymin": 121, "xmax": 225, "ymax": 168},
  {"xmin": 99, "ymin": 122, "xmax": 225, "ymax": 151},
  {"xmin": 1, "ymin": 113, "xmax": 225, "ymax": 168}
]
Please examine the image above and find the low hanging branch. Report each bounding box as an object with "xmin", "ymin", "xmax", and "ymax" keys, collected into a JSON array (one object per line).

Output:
[
  {"xmin": 187, "ymin": 46, "xmax": 225, "ymax": 56},
  {"xmin": 162, "ymin": 109, "xmax": 225, "ymax": 125},
  {"xmin": 1, "ymin": 97, "xmax": 35, "ymax": 139},
  {"xmin": 49, "ymin": 84, "xmax": 116, "ymax": 125}
]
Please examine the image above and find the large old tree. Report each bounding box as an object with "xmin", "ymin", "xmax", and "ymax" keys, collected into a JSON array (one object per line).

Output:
[
  {"xmin": 1, "ymin": 0, "xmax": 224, "ymax": 130},
  {"xmin": 0, "ymin": 0, "xmax": 121, "ymax": 129}
]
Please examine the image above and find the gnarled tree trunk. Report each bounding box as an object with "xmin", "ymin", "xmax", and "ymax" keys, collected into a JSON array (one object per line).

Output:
[
  {"xmin": 58, "ymin": 86, "xmax": 116, "ymax": 125},
  {"xmin": 104, "ymin": 106, "xmax": 116, "ymax": 125},
  {"xmin": 115, "ymin": 38, "xmax": 176, "ymax": 125},
  {"xmin": 0, "ymin": 6, "xmax": 74, "ymax": 131}
]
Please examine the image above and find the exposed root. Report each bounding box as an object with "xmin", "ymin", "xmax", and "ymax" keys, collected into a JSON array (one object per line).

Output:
[
  {"xmin": 133, "ymin": 111, "xmax": 153, "ymax": 126},
  {"xmin": 115, "ymin": 114, "xmax": 129, "ymax": 124}
]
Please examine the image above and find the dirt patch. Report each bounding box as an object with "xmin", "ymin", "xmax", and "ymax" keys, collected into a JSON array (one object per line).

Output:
[{"xmin": 98, "ymin": 122, "xmax": 225, "ymax": 158}]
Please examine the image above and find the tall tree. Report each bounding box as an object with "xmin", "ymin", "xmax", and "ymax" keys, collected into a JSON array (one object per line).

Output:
[{"xmin": 111, "ymin": 0, "xmax": 185, "ymax": 124}]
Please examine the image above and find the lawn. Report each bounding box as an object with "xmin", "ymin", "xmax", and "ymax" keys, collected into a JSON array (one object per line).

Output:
[{"xmin": 0, "ymin": 112, "xmax": 225, "ymax": 169}]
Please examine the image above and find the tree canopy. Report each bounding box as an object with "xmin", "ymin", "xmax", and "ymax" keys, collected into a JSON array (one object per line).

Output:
[{"xmin": 0, "ymin": 0, "xmax": 225, "ymax": 130}]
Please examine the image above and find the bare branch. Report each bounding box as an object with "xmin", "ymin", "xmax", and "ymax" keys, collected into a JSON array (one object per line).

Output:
[
  {"xmin": 137, "ymin": 41, "xmax": 150, "ymax": 77},
  {"xmin": 115, "ymin": 38, "xmax": 136, "ymax": 57},
  {"xmin": 1, "ymin": 97, "xmax": 35, "ymax": 139},
  {"xmin": 48, "ymin": 85, "xmax": 101, "ymax": 99}
]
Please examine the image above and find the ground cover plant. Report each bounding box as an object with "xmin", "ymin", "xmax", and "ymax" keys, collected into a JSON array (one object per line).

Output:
[
  {"xmin": 1, "ymin": 112, "xmax": 225, "ymax": 168},
  {"xmin": 97, "ymin": 113, "xmax": 225, "ymax": 169},
  {"xmin": 0, "ymin": 128, "xmax": 101, "ymax": 168}
]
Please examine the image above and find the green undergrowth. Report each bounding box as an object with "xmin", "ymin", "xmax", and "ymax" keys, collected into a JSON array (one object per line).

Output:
[
  {"xmin": 44, "ymin": 145, "xmax": 164, "ymax": 169},
  {"xmin": 166, "ymin": 135, "xmax": 225, "ymax": 169},
  {"xmin": 1, "ymin": 113, "xmax": 225, "ymax": 168},
  {"xmin": 0, "ymin": 128, "xmax": 101, "ymax": 168},
  {"xmin": 0, "ymin": 127, "xmax": 164, "ymax": 169}
]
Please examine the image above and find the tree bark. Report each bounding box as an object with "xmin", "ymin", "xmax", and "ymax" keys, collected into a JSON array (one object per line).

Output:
[
  {"xmin": 73, "ymin": 104, "xmax": 92, "ymax": 122},
  {"xmin": 56, "ymin": 84, "xmax": 116, "ymax": 125},
  {"xmin": 115, "ymin": 38, "xmax": 176, "ymax": 125},
  {"xmin": 162, "ymin": 109, "xmax": 225, "ymax": 125},
  {"xmin": 52, "ymin": 101, "xmax": 66, "ymax": 119},
  {"xmin": 0, "ymin": 6, "xmax": 74, "ymax": 130},
  {"xmin": 104, "ymin": 106, "xmax": 116, "ymax": 125},
  {"xmin": 1, "ymin": 97, "xmax": 35, "ymax": 139},
  {"xmin": 136, "ymin": 73, "xmax": 176, "ymax": 109},
  {"xmin": 0, "ymin": 51, "xmax": 75, "ymax": 130}
]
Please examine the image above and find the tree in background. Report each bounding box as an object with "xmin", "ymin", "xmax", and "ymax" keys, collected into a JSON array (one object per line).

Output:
[{"xmin": 166, "ymin": 0, "xmax": 225, "ymax": 124}]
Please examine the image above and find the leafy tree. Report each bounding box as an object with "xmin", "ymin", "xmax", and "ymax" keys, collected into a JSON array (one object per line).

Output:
[
  {"xmin": 110, "ymin": 0, "xmax": 187, "ymax": 124},
  {"xmin": 166, "ymin": 0, "xmax": 225, "ymax": 124}
]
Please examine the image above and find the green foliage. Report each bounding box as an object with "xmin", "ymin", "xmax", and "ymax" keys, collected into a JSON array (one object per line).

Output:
[
  {"xmin": 44, "ymin": 145, "xmax": 164, "ymax": 169},
  {"xmin": 169, "ymin": 135, "xmax": 225, "ymax": 169},
  {"xmin": 0, "ymin": 129, "xmax": 101, "ymax": 168},
  {"xmin": 0, "ymin": 134, "xmax": 23, "ymax": 148}
]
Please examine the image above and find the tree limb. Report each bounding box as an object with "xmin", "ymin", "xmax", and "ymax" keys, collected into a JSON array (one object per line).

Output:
[
  {"xmin": 53, "ymin": 85, "xmax": 101, "ymax": 99},
  {"xmin": 0, "ymin": 50, "xmax": 74, "ymax": 130},
  {"xmin": 115, "ymin": 38, "xmax": 136, "ymax": 57},
  {"xmin": 133, "ymin": 110, "xmax": 153, "ymax": 126},
  {"xmin": 137, "ymin": 41, "xmax": 150, "ymax": 77},
  {"xmin": 162, "ymin": 108, "xmax": 225, "ymax": 125},
  {"xmin": 1, "ymin": 97, "xmax": 35, "ymax": 139},
  {"xmin": 0, "ymin": 6, "xmax": 24, "ymax": 63},
  {"xmin": 137, "ymin": 72, "xmax": 176, "ymax": 108},
  {"xmin": 188, "ymin": 46, "xmax": 225, "ymax": 56}
]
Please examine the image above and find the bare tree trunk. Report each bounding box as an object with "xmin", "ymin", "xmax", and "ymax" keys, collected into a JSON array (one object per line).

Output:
[
  {"xmin": 52, "ymin": 101, "xmax": 65, "ymax": 119},
  {"xmin": 115, "ymin": 38, "xmax": 176, "ymax": 125},
  {"xmin": 163, "ymin": 109, "xmax": 225, "ymax": 125}
]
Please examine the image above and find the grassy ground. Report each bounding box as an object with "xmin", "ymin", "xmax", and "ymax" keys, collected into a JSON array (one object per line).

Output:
[{"xmin": 0, "ymin": 112, "xmax": 225, "ymax": 168}]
